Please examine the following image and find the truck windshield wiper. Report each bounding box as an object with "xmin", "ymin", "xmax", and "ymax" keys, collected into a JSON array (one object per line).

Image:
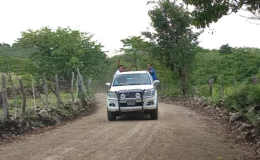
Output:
[{"xmin": 128, "ymin": 83, "xmax": 140, "ymax": 85}]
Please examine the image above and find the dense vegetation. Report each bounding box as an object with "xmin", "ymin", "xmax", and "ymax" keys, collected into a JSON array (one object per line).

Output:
[{"xmin": 103, "ymin": 44, "xmax": 260, "ymax": 122}]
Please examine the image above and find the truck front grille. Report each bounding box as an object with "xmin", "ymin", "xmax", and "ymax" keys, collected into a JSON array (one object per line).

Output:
[{"xmin": 119, "ymin": 102, "xmax": 143, "ymax": 107}]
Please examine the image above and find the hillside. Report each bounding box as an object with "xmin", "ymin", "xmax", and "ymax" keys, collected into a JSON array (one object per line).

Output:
[
  {"xmin": 193, "ymin": 48, "xmax": 260, "ymax": 85},
  {"xmin": 0, "ymin": 46, "xmax": 35, "ymax": 75},
  {"xmin": 0, "ymin": 46, "xmax": 34, "ymax": 59}
]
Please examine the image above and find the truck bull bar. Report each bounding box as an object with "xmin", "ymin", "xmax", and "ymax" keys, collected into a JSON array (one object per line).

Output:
[{"xmin": 115, "ymin": 89, "xmax": 145, "ymax": 115}]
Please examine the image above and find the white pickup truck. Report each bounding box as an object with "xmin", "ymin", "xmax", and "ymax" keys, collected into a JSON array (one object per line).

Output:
[{"xmin": 105, "ymin": 71, "xmax": 160, "ymax": 121}]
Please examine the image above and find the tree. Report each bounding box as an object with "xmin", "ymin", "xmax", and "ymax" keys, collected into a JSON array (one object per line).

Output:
[
  {"xmin": 2, "ymin": 43, "xmax": 10, "ymax": 47},
  {"xmin": 120, "ymin": 36, "xmax": 155, "ymax": 70},
  {"xmin": 184, "ymin": 0, "xmax": 260, "ymax": 28},
  {"xmin": 17, "ymin": 27, "xmax": 107, "ymax": 81},
  {"xmin": 12, "ymin": 43, "xmax": 19, "ymax": 48},
  {"xmin": 219, "ymin": 44, "xmax": 232, "ymax": 54},
  {"xmin": 120, "ymin": 36, "xmax": 153, "ymax": 55},
  {"xmin": 143, "ymin": 0, "xmax": 200, "ymax": 96}
]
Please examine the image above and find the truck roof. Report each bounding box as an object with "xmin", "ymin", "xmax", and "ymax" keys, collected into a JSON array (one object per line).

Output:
[{"xmin": 118, "ymin": 70, "xmax": 149, "ymax": 74}]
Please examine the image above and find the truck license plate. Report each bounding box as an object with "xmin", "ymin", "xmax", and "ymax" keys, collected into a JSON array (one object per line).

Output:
[{"xmin": 127, "ymin": 100, "xmax": 135, "ymax": 106}]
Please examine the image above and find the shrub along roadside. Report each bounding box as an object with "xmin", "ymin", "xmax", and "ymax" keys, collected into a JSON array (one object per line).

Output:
[{"xmin": 224, "ymin": 84, "xmax": 260, "ymax": 121}]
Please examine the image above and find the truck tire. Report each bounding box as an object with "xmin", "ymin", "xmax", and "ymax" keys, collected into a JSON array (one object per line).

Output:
[
  {"xmin": 107, "ymin": 109, "xmax": 116, "ymax": 121},
  {"xmin": 150, "ymin": 103, "xmax": 158, "ymax": 120}
]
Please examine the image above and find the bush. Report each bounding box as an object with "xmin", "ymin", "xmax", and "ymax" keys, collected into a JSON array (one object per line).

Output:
[
  {"xmin": 247, "ymin": 85, "xmax": 260, "ymax": 105},
  {"xmin": 226, "ymin": 84, "xmax": 260, "ymax": 110}
]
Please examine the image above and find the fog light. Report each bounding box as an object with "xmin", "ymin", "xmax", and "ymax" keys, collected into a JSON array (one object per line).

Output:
[
  {"xmin": 147, "ymin": 101, "xmax": 154, "ymax": 106},
  {"xmin": 135, "ymin": 93, "xmax": 140, "ymax": 98},
  {"xmin": 109, "ymin": 103, "xmax": 115, "ymax": 107},
  {"xmin": 120, "ymin": 94, "xmax": 126, "ymax": 99}
]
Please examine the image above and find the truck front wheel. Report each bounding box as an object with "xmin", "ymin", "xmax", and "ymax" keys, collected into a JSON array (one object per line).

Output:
[
  {"xmin": 150, "ymin": 105, "xmax": 158, "ymax": 120},
  {"xmin": 107, "ymin": 109, "xmax": 117, "ymax": 121}
]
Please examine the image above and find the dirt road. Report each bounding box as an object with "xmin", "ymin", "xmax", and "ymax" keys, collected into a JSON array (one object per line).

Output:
[{"xmin": 0, "ymin": 93, "xmax": 254, "ymax": 160}]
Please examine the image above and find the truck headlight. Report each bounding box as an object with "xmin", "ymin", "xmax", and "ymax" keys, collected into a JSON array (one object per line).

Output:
[
  {"xmin": 107, "ymin": 91, "xmax": 117, "ymax": 99},
  {"xmin": 144, "ymin": 89, "xmax": 155, "ymax": 98}
]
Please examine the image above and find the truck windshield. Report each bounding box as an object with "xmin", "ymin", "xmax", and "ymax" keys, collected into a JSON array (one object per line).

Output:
[{"xmin": 113, "ymin": 73, "xmax": 151, "ymax": 86}]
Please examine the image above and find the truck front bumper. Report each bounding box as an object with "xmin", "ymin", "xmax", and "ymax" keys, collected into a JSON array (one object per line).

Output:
[{"xmin": 107, "ymin": 97, "xmax": 157, "ymax": 112}]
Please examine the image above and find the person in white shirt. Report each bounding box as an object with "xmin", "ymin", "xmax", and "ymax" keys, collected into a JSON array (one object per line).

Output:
[
  {"xmin": 113, "ymin": 64, "xmax": 135, "ymax": 79},
  {"xmin": 114, "ymin": 65, "xmax": 124, "ymax": 78}
]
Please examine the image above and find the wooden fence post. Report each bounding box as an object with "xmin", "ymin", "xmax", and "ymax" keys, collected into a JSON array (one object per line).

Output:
[
  {"xmin": 80, "ymin": 75, "xmax": 86, "ymax": 93},
  {"xmin": 55, "ymin": 74, "xmax": 61, "ymax": 109},
  {"xmin": 2, "ymin": 75, "xmax": 9, "ymax": 121},
  {"xmin": 77, "ymin": 68, "xmax": 84, "ymax": 94},
  {"xmin": 76, "ymin": 72, "xmax": 79, "ymax": 99},
  {"xmin": 70, "ymin": 72, "xmax": 75, "ymax": 105},
  {"xmin": 43, "ymin": 75, "xmax": 49, "ymax": 109},
  {"xmin": 208, "ymin": 78, "xmax": 214, "ymax": 98},
  {"xmin": 76, "ymin": 68, "xmax": 89, "ymax": 106},
  {"xmin": 6, "ymin": 56, "xmax": 18, "ymax": 118},
  {"xmin": 80, "ymin": 74, "xmax": 89, "ymax": 100},
  {"xmin": 19, "ymin": 80, "xmax": 26, "ymax": 118},
  {"xmin": 31, "ymin": 77, "xmax": 37, "ymax": 110},
  {"xmin": 219, "ymin": 76, "xmax": 224, "ymax": 99}
]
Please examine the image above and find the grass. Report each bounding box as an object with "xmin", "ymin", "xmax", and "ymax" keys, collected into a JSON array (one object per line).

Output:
[{"xmin": 0, "ymin": 91, "xmax": 80, "ymax": 118}]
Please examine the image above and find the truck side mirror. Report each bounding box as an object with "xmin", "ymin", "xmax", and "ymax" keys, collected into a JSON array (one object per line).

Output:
[{"xmin": 153, "ymin": 80, "xmax": 160, "ymax": 86}]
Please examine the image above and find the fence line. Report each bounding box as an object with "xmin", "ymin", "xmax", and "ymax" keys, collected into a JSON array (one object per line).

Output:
[{"xmin": 0, "ymin": 71, "xmax": 92, "ymax": 121}]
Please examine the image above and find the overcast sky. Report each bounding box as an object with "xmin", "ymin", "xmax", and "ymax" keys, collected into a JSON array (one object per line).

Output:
[{"xmin": 1, "ymin": 0, "xmax": 260, "ymax": 57}]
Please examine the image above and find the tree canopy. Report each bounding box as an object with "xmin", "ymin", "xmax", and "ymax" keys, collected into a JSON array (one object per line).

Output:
[
  {"xmin": 184, "ymin": 0, "xmax": 260, "ymax": 28},
  {"xmin": 143, "ymin": 0, "xmax": 200, "ymax": 95},
  {"xmin": 120, "ymin": 36, "xmax": 153, "ymax": 55},
  {"xmin": 17, "ymin": 27, "xmax": 107, "ymax": 80}
]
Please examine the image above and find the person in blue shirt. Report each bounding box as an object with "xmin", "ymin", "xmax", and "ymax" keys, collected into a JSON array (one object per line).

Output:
[{"xmin": 147, "ymin": 63, "xmax": 157, "ymax": 80}]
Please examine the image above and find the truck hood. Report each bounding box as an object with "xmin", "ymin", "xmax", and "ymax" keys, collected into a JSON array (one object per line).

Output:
[{"xmin": 110, "ymin": 85, "xmax": 154, "ymax": 92}]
